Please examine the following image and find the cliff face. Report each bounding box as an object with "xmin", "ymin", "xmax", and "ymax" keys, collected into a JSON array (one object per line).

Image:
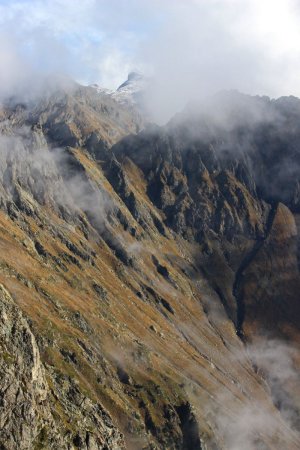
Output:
[
  {"xmin": 0, "ymin": 283, "xmax": 59, "ymax": 449},
  {"xmin": 0, "ymin": 283, "xmax": 125, "ymax": 450},
  {"xmin": 0, "ymin": 88, "xmax": 300, "ymax": 449}
]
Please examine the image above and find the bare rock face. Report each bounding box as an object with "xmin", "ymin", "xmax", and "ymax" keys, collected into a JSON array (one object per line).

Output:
[
  {"xmin": 0, "ymin": 284, "xmax": 61, "ymax": 449},
  {"xmin": 2, "ymin": 82, "xmax": 143, "ymax": 158},
  {"xmin": 112, "ymin": 126, "xmax": 269, "ymax": 245},
  {"xmin": 0, "ymin": 284, "xmax": 125, "ymax": 450}
]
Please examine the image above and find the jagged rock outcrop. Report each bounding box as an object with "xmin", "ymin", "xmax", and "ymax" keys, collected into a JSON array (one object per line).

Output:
[
  {"xmin": 2, "ymin": 81, "xmax": 143, "ymax": 159},
  {"xmin": 0, "ymin": 284, "xmax": 62, "ymax": 449},
  {"xmin": 112, "ymin": 125, "xmax": 269, "ymax": 244},
  {"xmin": 0, "ymin": 283, "xmax": 125, "ymax": 449}
]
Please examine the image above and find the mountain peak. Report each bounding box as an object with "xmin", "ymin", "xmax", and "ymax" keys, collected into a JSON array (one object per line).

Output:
[
  {"xmin": 90, "ymin": 72, "xmax": 147, "ymax": 114},
  {"xmin": 117, "ymin": 71, "xmax": 144, "ymax": 91}
]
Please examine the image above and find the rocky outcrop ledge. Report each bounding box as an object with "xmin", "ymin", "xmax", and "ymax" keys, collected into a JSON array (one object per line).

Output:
[{"xmin": 0, "ymin": 284, "xmax": 124, "ymax": 450}]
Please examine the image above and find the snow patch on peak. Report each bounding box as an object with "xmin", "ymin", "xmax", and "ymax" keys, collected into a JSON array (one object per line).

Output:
[
  {"xmin": 89, "ymin": 83, "xmax": 113, "ymax": 96},
  {"xmin": 117, "ymin": 72, "xmax": 144, "ymax": 91},
  {"xmin": 90, "ymin": 72, "xmax": 148, "ymax": 115}
]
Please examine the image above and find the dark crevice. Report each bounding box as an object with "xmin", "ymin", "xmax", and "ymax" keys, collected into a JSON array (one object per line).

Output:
[
  {"xmin": 85, "ymin": 432, "xmax": 90, "ymax": 448},
  {"xmin": 175, "ymin": 402, "xmax": 202, "ymax": 450},
  {"xmin": 116, "ymin": 366, "xmax": 130, "ymax": 385},
  {"xmin": 233, "ymin": 202, "xmax": 278, "ymax": 338},
  {"xmin": 144, "ymin": 409, "xmax": 157, "ymax": 437},
  {"xmin": 144, "ymin": 285, "xmax": 174, "ymax": 316}
]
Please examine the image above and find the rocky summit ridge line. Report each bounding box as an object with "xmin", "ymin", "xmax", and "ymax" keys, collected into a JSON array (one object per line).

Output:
[{"xmin": 0, "ymin": 80, "xmax": 299, "ymax": 449}]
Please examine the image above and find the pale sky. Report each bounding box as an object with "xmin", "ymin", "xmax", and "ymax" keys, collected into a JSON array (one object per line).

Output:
[{"xmin": 0, "ymin": 0, "xmax": 300, "ymax": 116}]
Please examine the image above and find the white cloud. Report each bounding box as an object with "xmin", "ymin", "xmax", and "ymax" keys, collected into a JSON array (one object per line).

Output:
[
  {"xmin": 1, "ymin": 0, "xmax": 300, "ymax": 118},
  {"xmin": 139, "ymin": 0, "xmax": 300, "ymax": 120}
]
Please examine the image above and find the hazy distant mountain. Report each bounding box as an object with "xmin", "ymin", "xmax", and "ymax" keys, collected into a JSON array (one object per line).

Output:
[{"xmin": 0, "ymin": 82, "xmax": 300, "ymax": 449}]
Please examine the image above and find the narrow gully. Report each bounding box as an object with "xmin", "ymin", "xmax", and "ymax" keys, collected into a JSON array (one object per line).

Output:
[{"xmin": 233, "ymin": 202, "xmax": 278, "ymax": 339}]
